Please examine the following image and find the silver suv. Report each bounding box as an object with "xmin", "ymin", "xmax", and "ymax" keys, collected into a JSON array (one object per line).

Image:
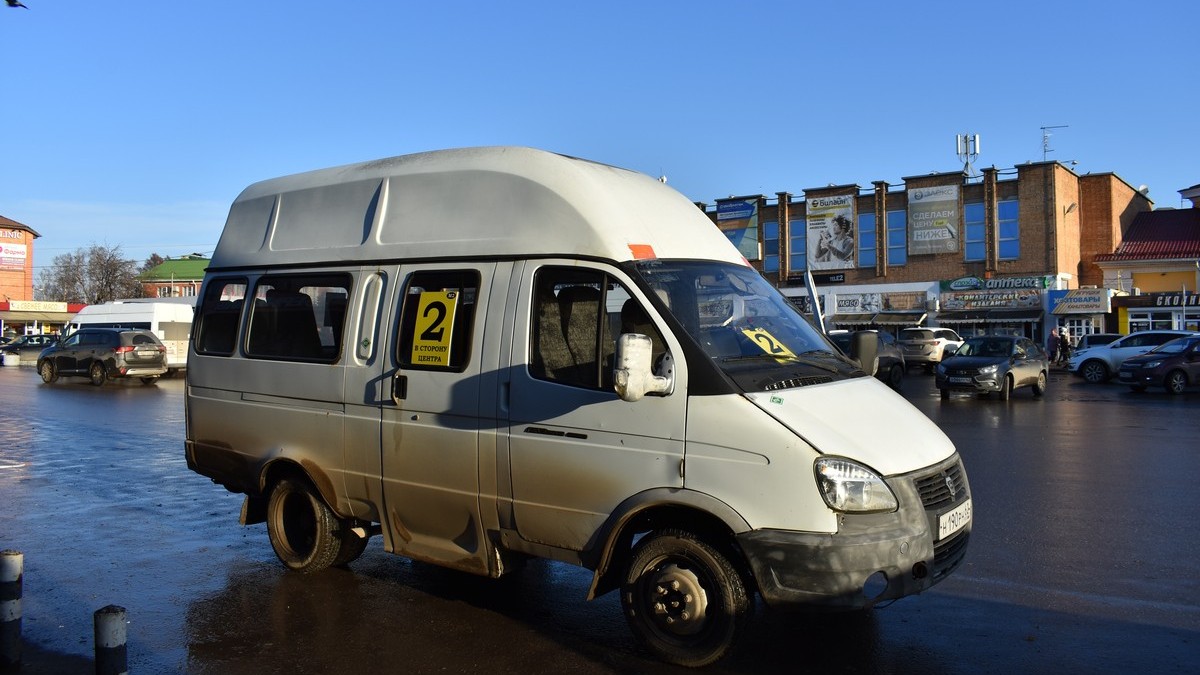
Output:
[
  {"xmin": 898, "ymin": 327, "xmax": 964, "ymax": 372},
  {"xmin": 1068, "ymin": 329, "xmax": 1199, "ymax": 383},
  {"xmin": 37, "ymin": 327, "xmax": 168, "ymax": 386}
]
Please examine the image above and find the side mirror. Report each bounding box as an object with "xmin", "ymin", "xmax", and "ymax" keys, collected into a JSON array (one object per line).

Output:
[
  {"xmin": 614, "ymin": 334, "xmax": 673, "ymax": 402},
  {"xmin": 944, "ymin": 344, "xmax": 959, "ymax": 357},
  {"xmin": 850, "ymin": 331, "xmax": 879, "ymax": 377}
]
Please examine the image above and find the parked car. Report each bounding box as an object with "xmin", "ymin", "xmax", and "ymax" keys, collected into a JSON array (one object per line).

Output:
[
  {"xmin": 1117, "ymin": 335, "xmax": 1200, "ymax": 394},
  {"xmin": 36, "ymin": 327, "xmax": 168, "ymax": 386},
  {"xmin": 1073, "ymin": 332, "xmax": 1122, "ymax": 351},
  {"xmin": 898, "ymin": 327, "xmax": 963, "ymax": 372},
  {"xmin": 1068, "ymin": 330, "xmax": 1198, "ymax": 383},
  {"xmin": 936, "ymin": 335, "xmax": 1049, "ymax": 400},
  {"xmin": 828, "ymin": 329, "xmax": 906, "ymax": 389},
  {"xmin": 0, "ymin": 334, "xmax": 58, "ymax": 362}
]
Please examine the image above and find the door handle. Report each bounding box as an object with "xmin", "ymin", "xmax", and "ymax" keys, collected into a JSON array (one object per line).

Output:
[{"xmin": 393, "ymin": 373, "xmax": 407, "ymax": 400}]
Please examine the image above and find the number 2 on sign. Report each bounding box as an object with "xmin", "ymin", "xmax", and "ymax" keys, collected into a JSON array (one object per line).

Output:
[{"xmin": 741, "ymin": 328, "xmax": 796, "ymax": 358}]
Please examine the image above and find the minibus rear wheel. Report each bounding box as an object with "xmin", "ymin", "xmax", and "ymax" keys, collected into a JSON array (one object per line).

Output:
[
  {"xmin": 620, "ymin": 529, "xmax": 749, "ymax": 667},
  {"xmin": 267, "ymin": 478, "xmax": 341, "ymax": 573}
]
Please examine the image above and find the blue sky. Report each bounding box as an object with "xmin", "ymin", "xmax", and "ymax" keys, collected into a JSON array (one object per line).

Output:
[{"xmin": 3, "ymin": 1, "xmax": 1197, "ymax": 278}]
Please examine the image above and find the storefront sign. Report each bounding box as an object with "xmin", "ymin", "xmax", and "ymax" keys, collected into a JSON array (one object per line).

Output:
[
  {"xmin": 1153, "ymin": 293, "xmax": 1200, "ymax": 307},
  {"xmin": 0, "ymin": 243, "xmax": 26, "ymax": 272},
  {"xmin": 7, "ymin": 300, "xmax": 68, "ymax": 312},
  {"xmin": 836, "ymin": 293, "xmax": 883, "ymax": 313},
  {"xmin": 812, "ymin": 272, "xmax": 846, "ymax": 284},
  {"xmin": 1052, "ymin": 288, "xmax": 1112, "ymax": 314},
  {"xmin": 941, "ymin": 289, "xmax": 1042, "ymax": 311},
  {"xmin": 941, "ymin": 275, "xmax": 1049, "ymax": 292},
  {"xmin": 882, "ymin": 291, "xmax": 927, "ymax": 311}
]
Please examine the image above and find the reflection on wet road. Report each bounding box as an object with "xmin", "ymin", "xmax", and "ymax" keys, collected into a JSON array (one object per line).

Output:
[{"xmin": 1, "ymin": 365, "xmax": 1197, "ymax": 673}]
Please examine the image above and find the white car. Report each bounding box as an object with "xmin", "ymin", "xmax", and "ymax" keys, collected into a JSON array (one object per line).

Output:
[
  {"xmin": 1068, "ymin": 330, "xmax": 1200, "ymax": 383},
  {"xmin": 898, "ymin": 327, "xmax": 964, "ymax": 372}
]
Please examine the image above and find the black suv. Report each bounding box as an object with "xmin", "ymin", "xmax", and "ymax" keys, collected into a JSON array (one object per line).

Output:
[{"xmin": 37, "ymin": 328, "xmax": 168, "ymax": 386}]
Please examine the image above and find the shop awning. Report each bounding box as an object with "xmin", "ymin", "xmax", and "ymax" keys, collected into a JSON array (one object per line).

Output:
[
  {"xmin": 0, "ymin": 311, "xmax": 70, "ymax": 322},
  {"xmin": 988, "ymin": 309, "xmax": 1044, "ymax": 323},
  {"xmin": 936, "ymin": 309, "xmax": 1043, "ymax": 324},
  {"xmin": 829, "ymin": 313, "xmax": 876, "ymax": 326},
  {"xmin": 872, "ymin": 311, "xmax": 927, "ymax": 326}
]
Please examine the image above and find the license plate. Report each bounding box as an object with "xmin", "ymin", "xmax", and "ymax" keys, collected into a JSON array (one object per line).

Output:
[
  {"xmin": 938, "ymin": 499, "xmax": 972, "ymax": 540},
  {"xmin": 949, "ymin": 376, "xmax": 972, "ymax": 384}
]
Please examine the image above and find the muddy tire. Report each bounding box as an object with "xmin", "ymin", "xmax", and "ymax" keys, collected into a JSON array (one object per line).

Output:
[
  {"xmin": 39, "ymin": 360, "xmax": 57, "ymax": 383},
  {"xmin": 620, "ymin": 529, "xmax": 750, "ymax": 667},
  {"xmin": 998, "ymin": 375, "xmax": 1012, "ymax": 400},
  {"xmin": 89, "ymin": 362, "xmax": 107, "ymax": 386},
  {"xmin": 267, "ymin": 478, "xmax": 341, "ymax": 573}
]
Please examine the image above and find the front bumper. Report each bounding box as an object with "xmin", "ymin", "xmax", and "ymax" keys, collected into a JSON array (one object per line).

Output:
[
  {"xmin": 737, "ymin": 455, "xmax": 970, "ymax": 610},
  {"xmin": 935, "ymin": 373, "xmax": 1003, "ymax": 394}
]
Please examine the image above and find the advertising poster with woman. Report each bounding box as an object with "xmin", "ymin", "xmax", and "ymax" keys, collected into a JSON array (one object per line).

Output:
[{"xmin": 807, "ymin": 194, "xmax": 856, "ymax": 270}]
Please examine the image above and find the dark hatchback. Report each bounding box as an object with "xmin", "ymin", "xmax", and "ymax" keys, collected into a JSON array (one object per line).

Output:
[
  {"xmin": 1117, "ymin": 336, "xmax": 1200, "ymax": 394},
  {"xmin": 936, "ymin": 335, "xmax": 1049, "ymax": 400},
  {"xmin": 37, "ymin": 327, "xmax": 168, "ymax": 386}
]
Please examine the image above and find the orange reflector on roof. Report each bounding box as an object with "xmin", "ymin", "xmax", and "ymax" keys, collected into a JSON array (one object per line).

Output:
[{"xmin": 628, "ymin": 244, "xmax": 657, "ymax": 260}]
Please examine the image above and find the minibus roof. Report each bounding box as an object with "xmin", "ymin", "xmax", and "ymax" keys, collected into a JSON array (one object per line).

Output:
[{"xmin": 210, "ymin": 146, "xmax": 746, "ymax": 270}]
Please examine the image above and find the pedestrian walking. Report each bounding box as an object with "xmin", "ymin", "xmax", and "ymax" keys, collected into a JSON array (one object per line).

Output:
[
  {"xmin": 1046, "ymin": 328, "xmax": 1059, "ymax": 364},
  {"xmin": 1058, "ymin": 328, "xmax": 1072, "ymax": 364}
]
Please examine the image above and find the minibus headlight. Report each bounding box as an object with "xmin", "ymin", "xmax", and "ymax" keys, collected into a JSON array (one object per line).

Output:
[{"xmin": 814, "ymin": 457, "xmax": 898, "ymax": 513}]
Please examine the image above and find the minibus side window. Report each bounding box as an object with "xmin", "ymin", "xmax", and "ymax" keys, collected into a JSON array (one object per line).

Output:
[
  {"xmin": 194, "ymin": 278, "xmax": 248, "ymax": 356},
  {"xmin": 529, "ymin": 267, "xmax": 660, "ymax": 390},
  {"xmin": 395, "ymin": 270, "xmax": 481, "ymax": 372},
  {"xmin": 245, "ymin": 274, "xmax": 352, "ymax": 363}
]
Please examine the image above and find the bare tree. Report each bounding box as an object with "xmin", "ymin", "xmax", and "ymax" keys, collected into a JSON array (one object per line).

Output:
[{"xmin": 38, "ymin": 244, "xmax": 146, "ymax": 304}]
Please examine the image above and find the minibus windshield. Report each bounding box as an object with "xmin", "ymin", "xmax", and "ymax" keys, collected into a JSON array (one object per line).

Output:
[{"xmin": 633, "ymin": 260, "xmax": 862, "ymax": 390}]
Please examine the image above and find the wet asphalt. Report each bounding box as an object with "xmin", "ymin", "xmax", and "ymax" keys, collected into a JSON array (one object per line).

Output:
[{"xmin": 1, "ymin": 363, "xmax": 1198, "ymax": 674}]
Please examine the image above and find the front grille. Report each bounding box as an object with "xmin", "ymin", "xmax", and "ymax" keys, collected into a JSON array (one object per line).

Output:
[
  {"xmin": 933, "ymin": 528, "xmax": 969, "ymax": 579},
  {"xmin": 914, "ymin": 460, "xmax": 971, "ymax": 579},
  {"xmin": 915, "ymin": 461, "xmax": 966, "ymax": 510}
]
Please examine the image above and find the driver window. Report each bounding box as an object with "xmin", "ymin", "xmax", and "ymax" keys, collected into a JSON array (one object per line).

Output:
[{"xmin": 529, "ymin": 267, "xmax": 662, "ymax": 390}]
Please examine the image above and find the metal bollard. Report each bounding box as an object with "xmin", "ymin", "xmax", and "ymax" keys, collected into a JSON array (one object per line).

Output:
[
  {"xmin": 94, "ymin": 605, "xmax": 128, "ymax": 675},
  {"xmin": 0, "ymin": 551, "xmax": 21, "ymax": 670}
]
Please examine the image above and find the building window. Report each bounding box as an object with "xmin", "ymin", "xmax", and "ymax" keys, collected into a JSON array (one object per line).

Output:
[
  {"xmin": 789, "ymin": 220, "xmax": 807, "ymax": 272},
  {"xmin": 763, "ymin": 220, "xmax": 779, "ymax": 273},
  {"xmin": 887, "ymin": 209, "xmax": 906, "ymax": 266},
  {"xmin": 857, "ymin": 212, "xmax": 876, "ymax": 268},
  {"xmin": 964, "ymin": 201, "xmax": 986, "ymax": 262},
  {"xmin": 1127, "ymin": 311, "xmax": 1173, "ymax": 333},
  {"xmin": 998, "ymin": 199, "xmax": 1020, "ymax": 260}
]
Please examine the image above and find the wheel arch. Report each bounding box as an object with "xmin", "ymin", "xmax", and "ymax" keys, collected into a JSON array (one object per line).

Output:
[
  {"xmin": 585, "ymin": 488, "xmax": 753, "ymax": 601},
  {"xmin": 242, "ymin": 457, "xmax": 340, "ymax": 525}
]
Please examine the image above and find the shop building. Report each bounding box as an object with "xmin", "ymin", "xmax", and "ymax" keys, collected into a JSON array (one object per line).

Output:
[
  {"xmin": 1093, "ymin": 184, "xmax": 1200, "ymax": 333},
  {"xmin": 139, "ymin": 253, "xmax": 209, "ymax": 298},
  {"xmin": 0, "ymin": 215, "xmax": 82, "ymax": 337},
  {"xmin": 702, "ymin": 161, "xmax": 1152, "ymax": 343}
]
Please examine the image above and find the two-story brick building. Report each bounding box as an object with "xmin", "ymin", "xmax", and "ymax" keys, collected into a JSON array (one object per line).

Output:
[{"xmin": 702, "ymin": 160, "xmax": 1151, "ymax": 344}]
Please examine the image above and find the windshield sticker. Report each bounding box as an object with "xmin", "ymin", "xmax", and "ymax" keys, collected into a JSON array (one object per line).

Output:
[{"xmin": 741, "ymin": 328, "xmax": 796, "ymax": 358}]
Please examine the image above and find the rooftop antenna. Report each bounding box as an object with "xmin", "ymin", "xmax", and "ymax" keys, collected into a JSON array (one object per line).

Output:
[
  {"xmin": 1041, "ymin": 125, "xmax": 1068, "ymax": 161},
  {"xmin": 956, "ymin": 133, "xmax": 980, "ymax": 176}
]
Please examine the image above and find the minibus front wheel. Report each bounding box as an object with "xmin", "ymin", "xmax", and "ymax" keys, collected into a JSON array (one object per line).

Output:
[
  {"xmin": 620, "ymin": 529, "xmax": 750, "ymax": 667},
  {"xmin": 267, "ymin": 477, "xmax": 341, "ymax": 573}
]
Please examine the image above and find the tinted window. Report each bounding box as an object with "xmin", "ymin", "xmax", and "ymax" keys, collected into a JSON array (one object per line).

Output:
[
  {"xmin": 194, "ymin": 278, "xmax": 248, "ymax": 356},
  {"xmin": 246, "ymin": 274, "xmax": 351, "ymax": 363},
  {"xmin": 396, "ymin": 270, "xmax": 481, "ymax": 372}
]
